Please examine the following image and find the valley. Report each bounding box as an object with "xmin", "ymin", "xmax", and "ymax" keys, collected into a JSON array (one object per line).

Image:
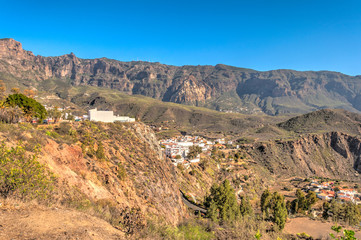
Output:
[{"xmin": 0, "ymin": 38, "xmax": 361, "ymax": 239}]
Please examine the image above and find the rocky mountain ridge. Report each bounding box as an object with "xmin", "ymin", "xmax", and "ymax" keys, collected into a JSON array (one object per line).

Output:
[{"xmin": 1, "ymin": 38, "xmax": 361, "ymax": 115}]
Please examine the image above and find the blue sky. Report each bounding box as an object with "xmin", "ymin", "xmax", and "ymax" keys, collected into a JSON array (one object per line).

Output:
[{"xmin": 1, "ymin": 0, "xmax": 360, "ymax": 75}]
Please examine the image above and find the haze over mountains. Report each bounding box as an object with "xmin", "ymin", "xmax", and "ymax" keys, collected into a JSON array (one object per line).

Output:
[{"xmin": 1, "ymin": 38, "xmax": 361, "ymax": 116}]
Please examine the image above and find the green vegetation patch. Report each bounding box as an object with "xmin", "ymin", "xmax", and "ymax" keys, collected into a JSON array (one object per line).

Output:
[{"xmin": 0, "ymin": 143, "xmax": 56, "ymax": 200}]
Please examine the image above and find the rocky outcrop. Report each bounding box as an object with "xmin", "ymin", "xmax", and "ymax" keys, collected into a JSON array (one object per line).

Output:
[
  {"xmin": 1, "ymin": 38, "xmax": 361, "ymax": 115},
  {"xmin": 0, "ymin": 38, "xmax": 35, "ymax": 60},
  {"xmin": 248, "ymin": 132, "xmax": 361, "ymax": 180}
]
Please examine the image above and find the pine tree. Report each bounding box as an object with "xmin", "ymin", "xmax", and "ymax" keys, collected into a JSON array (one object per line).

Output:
[
  {"xmin": 239, "ymin": 195, "xmax": 253, "ymax": 216},
  {"xmin": 272, "ymin": 192, "xmax": 288, "ymax": 230},
  {"xmin": 295, "ymin": 189, "xmax": 306, "ymax": 211},
  {"xmin": 206, "ymin": 200, "xmax": 219, "ymax": 222},
  {"xmin": 260, "ymin": 190, "xmax": 288, "ymax": 230},
  {"xmin": 261, "ymin": 188, "xmax": 272, "ymax": 219},
  {"xmin": 305, "ymin": 191, "xmax": 317, "ymax": 210},
  {"xmin": 344, "ymin": 202, "xmax": 361, "ymax": 226},
  {"xmin": 204, "ymin": 180, "xmax": 240, "ymax": 223}
]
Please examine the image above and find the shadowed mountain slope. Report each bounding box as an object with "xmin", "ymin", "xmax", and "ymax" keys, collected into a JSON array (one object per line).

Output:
[{"xmin": 277, "ymin": 109, "xmax": 361, "ymax": 135}]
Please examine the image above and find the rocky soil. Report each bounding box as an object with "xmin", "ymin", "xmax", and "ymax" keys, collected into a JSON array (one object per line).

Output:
[{"xmin": 0, "ymin": 201, "xmax": 125, "ymax": 240}]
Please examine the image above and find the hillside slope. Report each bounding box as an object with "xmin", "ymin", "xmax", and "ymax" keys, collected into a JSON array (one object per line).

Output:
[
  {"xmin": 1, "ymin": 38, "xmax": 361, "ymax": 115},
  {"xmin": 0, "ymin": 121, "xmax": 187, "ymax": 233},
  {"xmin": 68, "ymin": 86, "xmax": 282, "ymax": 138},
  {"xmin": 277, "ymin": 109, "xmax": 361, "ymax": 134},
  {"xmin": 247, "ymin": 131, "xmax": 361, "ymax": 181},
  {"xmin": 242, "ymin": 109, "xmax": 361, "ymax": 181},
  {"xmin": 0, "ymin": 203, "xmax": 124, "ymax": 240}
]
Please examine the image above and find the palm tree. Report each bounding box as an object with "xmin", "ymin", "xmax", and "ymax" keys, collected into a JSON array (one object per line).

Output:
[
  {"xmin": 0, "ymin": 106, "xmax": 24, "ymax": 123},
  {"xmin": 0, "ymin": 107, "xmax": 8, "ymax": 123},
  {"xmin": 10, "ymin": 106, "xmax": 24, "ymax": 123}
]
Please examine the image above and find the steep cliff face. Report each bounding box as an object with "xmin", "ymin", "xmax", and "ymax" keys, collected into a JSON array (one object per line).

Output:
[
  {"xmin": 1, "ymin": 38, "xmax": 361, "ymax": 115},
  {"xmin": 0, "ymin": 38, "xmax": 35, "ymax": 60},
  {"xmin": 248, "ymin": 132, "xmax": 361, "ymax": 181}
]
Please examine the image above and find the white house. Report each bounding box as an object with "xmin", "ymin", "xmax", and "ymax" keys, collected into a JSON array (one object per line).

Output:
[
  {"xmin": 337, "ymin": 189, "xmax": 356, "ymax": 196},
  {"xmin": 89, "ymin": 108, "xmax": 135, "ymax": 123},
  {"xmin": 177, "ymin": 142, "xmax": 193, "ymax": 147},
  {"xmin": 317, "ymin": 193, "xmax": 332, "ymax": 200},
  {"xmin": 189, "ymin": 154, "xmax": 200, "ymax": 163}
]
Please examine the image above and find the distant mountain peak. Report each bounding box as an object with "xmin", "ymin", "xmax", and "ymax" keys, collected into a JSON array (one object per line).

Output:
[
  {"xmin": 0, "ymin": 38, "xmax": 34, "ymax": 59},
  {"xmin": 0, "ymin": 38, "xmax": 361, "ymax": 116}
]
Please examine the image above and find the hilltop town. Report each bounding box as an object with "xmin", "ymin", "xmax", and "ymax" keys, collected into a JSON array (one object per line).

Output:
[{"xmin": 160, "ymin": 135, "xmax": 236, "ymax": 165}]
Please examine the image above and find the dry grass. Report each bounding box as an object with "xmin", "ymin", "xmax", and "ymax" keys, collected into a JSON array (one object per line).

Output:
[{"xmin": 284, "ymin": 217, "xmax": 361, "ymax": 239}]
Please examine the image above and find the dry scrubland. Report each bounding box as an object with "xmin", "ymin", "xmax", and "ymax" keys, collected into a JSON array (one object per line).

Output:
[{"xmin": 0, "ymin": 121, "xmax": 190, "ymax": 238}]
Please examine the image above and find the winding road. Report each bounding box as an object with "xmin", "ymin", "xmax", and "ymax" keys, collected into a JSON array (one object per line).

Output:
[{"xmin": 180, "ymin": 190, "xmax": 207, "ymax": 214}]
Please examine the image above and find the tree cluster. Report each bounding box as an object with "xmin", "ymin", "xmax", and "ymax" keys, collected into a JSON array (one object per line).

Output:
[
  {"xmin": 204, "ymin": 180, "xmax": 252, "ymax": 223},
  {"xmin": 48, "ymin": 107, "xmax": 62, "ymax": 123},
  {"xmin": 5, "ymin": 93, "xmax": 47, "ymax": 120},
  {"xmin": 260, "ymin": 189, "xmax": 288, "ymax": 230},
  {"xmin": 323, "ymin": 200, "xmax": 361, "ymax": 226},
  {"xmin": 287, "ymin": 189, "xmax": 317, "ymax": 214},
  {"xmin": 0, "ymin": 80, "xmax": 46, "ymax": 123},
  {"xmin": 3, "ymin": 93, "xmax": 47, "ymax": 122},
  {"xmin": 187, "ymin": 145, "xmax": 202, "ymax": 159}
]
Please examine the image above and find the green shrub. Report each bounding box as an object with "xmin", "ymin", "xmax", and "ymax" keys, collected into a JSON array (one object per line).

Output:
[
  {"xmin": 117, "ymin": 163, "xmax": 127, "ymax": 180},
  {"xmin": 55, "ymin": 122, "xmax": 72, "ymax": 135},
  {"xmin": 0, "ymin": 143, "xmax": 56, "ymax": 200},
  {"xmin": 146, "ymin": 220, "xmax": 214, "ymax": 240},
  {"xmin": 175, "ymin": 223, "xmax": 214, "ymax": 240},
  {"xmin": 45, "ymin": 130, "xmax": 60, "ymax": 139},
  {"xmin": 96, "ymin": 141, "xmax": 106, "ymax": 160}
]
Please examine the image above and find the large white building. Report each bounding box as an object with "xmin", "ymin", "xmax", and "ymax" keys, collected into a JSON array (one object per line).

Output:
[{"xmin": 89, "ymin": 108, "xmax": 135, "ymax": 123}]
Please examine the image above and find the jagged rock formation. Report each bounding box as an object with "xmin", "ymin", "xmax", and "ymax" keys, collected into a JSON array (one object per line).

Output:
[{"xmin": 1, "ymin": 38, "xmax": 361, "ymax": 115}]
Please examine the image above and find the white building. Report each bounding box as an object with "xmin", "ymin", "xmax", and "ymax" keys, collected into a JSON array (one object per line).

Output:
[
  {"xmin": 189, "ymin": 154, "xmax": 200, "ymax": 163},
  {"xmin": 160, "ymin": 135, "xmax": 215, "ymax": 165},
  {"xmin": 89, "ymin": 108, "xmax": 135, "ymax": 123},
  {"xmin": 177, "ymin": 142, "xmax": 194, "ymax": 147},
  {"xmin": 317, "ymin": 193, "xmax": 332, "ymax": 201}
]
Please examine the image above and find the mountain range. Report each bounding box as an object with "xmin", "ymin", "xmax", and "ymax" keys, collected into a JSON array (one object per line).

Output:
[{"xmin": 1, "ymin": 38, "xmax": 361, "ymax": 116}]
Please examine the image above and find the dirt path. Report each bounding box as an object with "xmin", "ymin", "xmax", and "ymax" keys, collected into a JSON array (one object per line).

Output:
[
  {"xmin": 284, "ymin": 217, "xmax": 361, "ymax": 239},
  {"xmin": 0, "ymin": 207, "xmax": 124, "ymax": 240}
]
